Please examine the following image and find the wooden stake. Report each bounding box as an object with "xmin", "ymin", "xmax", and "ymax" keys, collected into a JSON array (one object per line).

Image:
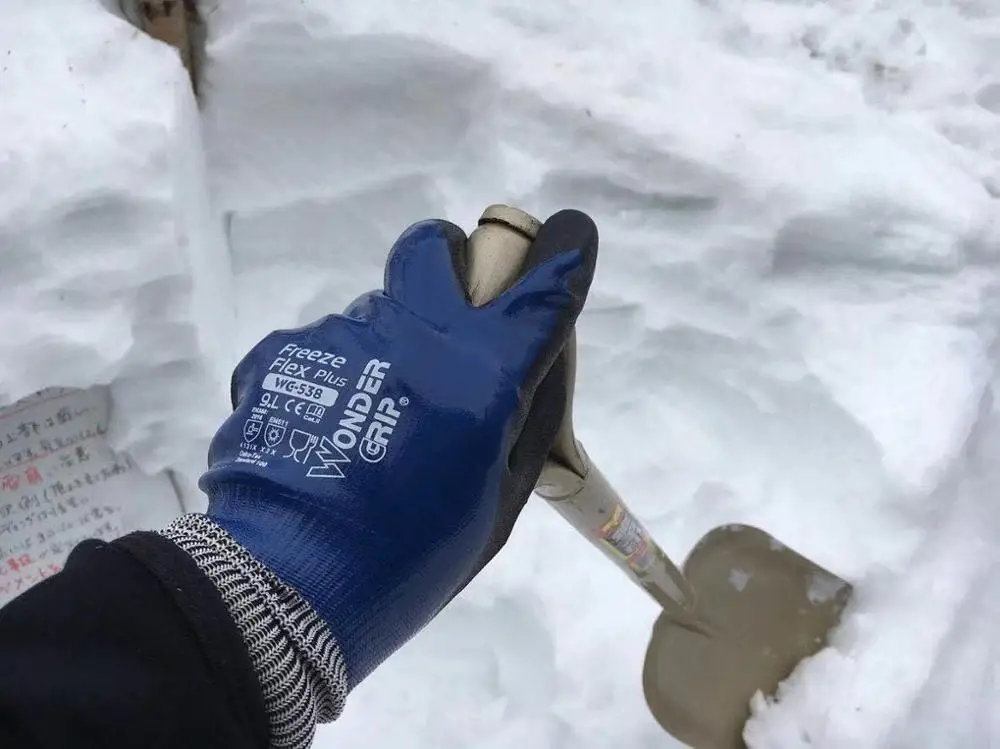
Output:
[{"xmin": 126, "ymin": 1, "xmax": 200, "ymax": 94}]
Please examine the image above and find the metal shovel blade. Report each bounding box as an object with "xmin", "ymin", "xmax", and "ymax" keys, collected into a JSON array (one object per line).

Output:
[{"xmin": 642, "ymin": 524, "xmax": 852, "ymax": 749}]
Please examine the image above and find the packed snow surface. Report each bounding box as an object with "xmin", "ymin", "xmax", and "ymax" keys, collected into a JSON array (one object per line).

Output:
[
  {"xmin": 6, "ymin": 0, "xmax": 1000, "ymax": 746},
  {"xmin": 0, "ymin": 1, "xmax": 233, "ymax": 484}
]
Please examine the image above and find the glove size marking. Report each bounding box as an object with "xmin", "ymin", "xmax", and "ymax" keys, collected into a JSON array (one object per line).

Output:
[{"xmin": 236, "ymin": 357, "xmax": 406, "ymax": 479}]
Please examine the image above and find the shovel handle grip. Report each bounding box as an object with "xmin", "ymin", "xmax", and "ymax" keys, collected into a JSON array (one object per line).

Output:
[
  {"xmin": 465, "ymin": 206, "xmax": 699, "ymax": 619},
  {"xmin": 464, "ymin": 206, "xmax": 539, "ymax": 307}
]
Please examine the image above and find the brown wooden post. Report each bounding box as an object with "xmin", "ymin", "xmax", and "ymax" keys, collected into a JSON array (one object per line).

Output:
[{"xmin": 124, "ymin": 1, "xmax": 201, "ymax": 95}]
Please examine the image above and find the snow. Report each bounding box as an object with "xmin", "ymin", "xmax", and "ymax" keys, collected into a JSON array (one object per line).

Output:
[
  {"xmin": 0, "ymin": 0, "xmax": 233, "ymax": 485},
  {"xmin": 5, "ymin": 0, "xmax": 1000, "ymax": 747}
]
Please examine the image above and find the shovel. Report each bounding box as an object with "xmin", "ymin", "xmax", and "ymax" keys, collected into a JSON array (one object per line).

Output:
[{"xmin": 465, "ymin": 206, "xmax": 853, "ymax": 749}]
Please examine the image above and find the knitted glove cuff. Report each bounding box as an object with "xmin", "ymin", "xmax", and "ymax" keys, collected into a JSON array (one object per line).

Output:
[{"xmin": 159, "ymin": 514, "xmax": 348, "ymax": 749}]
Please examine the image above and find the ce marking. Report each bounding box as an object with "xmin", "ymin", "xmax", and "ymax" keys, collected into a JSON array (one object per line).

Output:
[{"xmin": 283, "ymin": 398, "xmax": 306, "ymax": 416}]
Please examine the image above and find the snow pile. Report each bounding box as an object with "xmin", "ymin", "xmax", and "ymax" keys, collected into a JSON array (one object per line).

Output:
[
  {"xmin": 198, "ymin": 1, "xmax": 1000, "ymax": 747},
  {"xmin": 5, "ymin": 0, "xmax": 1000, "ymax": 746},
  {"xmin": 0, "ymin": 0, "xmax": 232, "ymax": 487}
]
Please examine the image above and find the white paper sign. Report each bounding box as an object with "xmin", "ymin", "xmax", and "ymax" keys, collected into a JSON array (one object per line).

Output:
[{"xmin": 0, "ymin": 387, "xmax": 184, "ymax": 606}]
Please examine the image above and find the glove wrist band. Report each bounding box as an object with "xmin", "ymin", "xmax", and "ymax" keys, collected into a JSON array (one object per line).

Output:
[{"xmin": 159, "ymin": 514, "xmax": 348, "ymax": 749}]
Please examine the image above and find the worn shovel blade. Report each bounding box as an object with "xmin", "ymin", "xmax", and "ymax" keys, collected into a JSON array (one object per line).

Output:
[{"xmin": 642, "ymin": 524, "xmax": 852, "ymax": 749}]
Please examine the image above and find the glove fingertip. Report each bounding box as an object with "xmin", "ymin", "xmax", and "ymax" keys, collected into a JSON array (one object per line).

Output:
[
  {"xmin": 523, "ymin": 209, "xmax": 599, "ymax": 283},
  {"xmin": 384, "ymin": 219, "xmax": 471, "ymax": 320}
]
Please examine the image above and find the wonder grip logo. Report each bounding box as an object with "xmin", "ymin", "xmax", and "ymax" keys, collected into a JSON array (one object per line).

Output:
[{"xmin": 303, "ymin": 358, "xmax": 407, "ymax": 479}]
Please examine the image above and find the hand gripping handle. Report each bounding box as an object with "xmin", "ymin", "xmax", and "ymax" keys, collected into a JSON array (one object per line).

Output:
[{"xmin": 466, "ymin": 206, "xmax": 702, "ymax": 627}]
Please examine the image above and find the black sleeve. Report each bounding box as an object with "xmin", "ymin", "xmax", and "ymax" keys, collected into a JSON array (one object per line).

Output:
[{"xmin": 0, "ymin": 532, "xmax": 270, "ymax": 749}]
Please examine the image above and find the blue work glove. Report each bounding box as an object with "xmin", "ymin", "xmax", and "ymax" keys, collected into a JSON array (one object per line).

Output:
[{"xmin": 201, "ymin": 210, "xmax": 599, "ymax": 686}]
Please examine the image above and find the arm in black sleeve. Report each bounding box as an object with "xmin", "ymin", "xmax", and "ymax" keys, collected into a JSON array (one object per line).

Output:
[
  {"xmin": 0, "ymin": 515, "xmax": 348, "ymax": 749},
  {"xmin": 0, "ymin": 532, "xmax": 269, "ymax": 749}
]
